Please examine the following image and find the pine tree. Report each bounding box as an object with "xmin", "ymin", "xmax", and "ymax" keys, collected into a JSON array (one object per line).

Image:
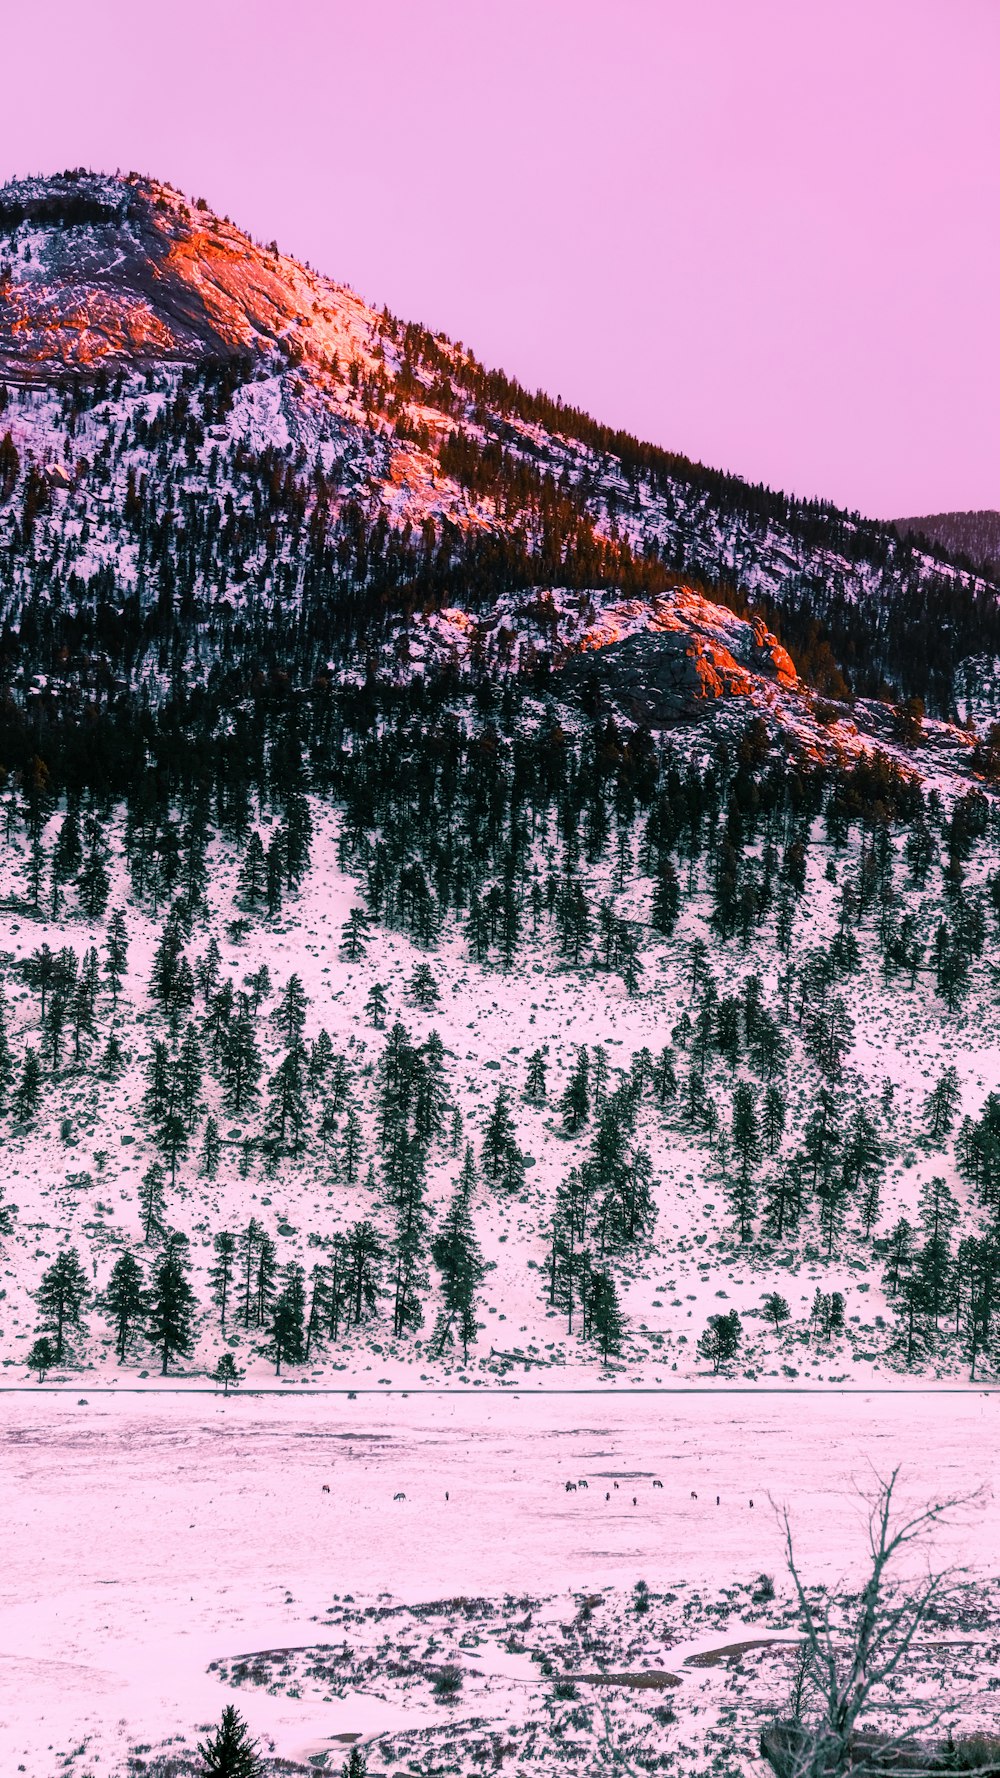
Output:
[
  {"xmin": 408, "ymin": 963, "xmax": 440, "ymax": 1010},
  {"xmin": 270, "ymin": 1261, "xmax": 306, "ymax": 1373},
  {"xmin": 27, "ymin": 1335, "xmax": 56, "ymax": 1383},
  {"xmin": 35, "ymin": 1247, "xmax": 90, "ymax": 1361},
  {"xmin": 13, "ymin": 1048, "xmax": 42, "ymax": 1122},
  {"xmin": 560, "ymin": 1047, "xmax": 590, "ymax": 1133},
  {"xmin": 201, "ymin": 1116, "xmax": 221, "ymax": 1179},
  {"xmin": 273, "ymin": 973, "xmax": 308, "ymax": 1044},
  {"xmin": 209, "ymin": 1231, "xmax": 237, "ymax": 1329},
  {"xmin": 78, "ymin": 820, "xmax": 111, "ymax": 918},
  {"xmin": 587, "ymin": 1268, "xmax": 626, "ymax": 1358},
  {"xmin": 923, "ymin": 1066, "xmax": 962, "ymax": 1142},
  {"xmin": 431, "ymin": 1176, "xmax": 486, "ymax": 1360},
  {"xmin": 481, "ymin": 1085, "xmax": 524, "ymax": 1189},
  {"xmin": 650, "ymin": 862, "xmax": 681, "ymax": 935},
  {"xmin": 728, "ymin": 1083, "xmax": 761, "ymax": 1243},
  {"xmin": 344, "ymin": 1220, "xmax": 382, "ymax": 1326},
  {"xmin": 175, "ymin": 1022, "xmax": 203, "ymax": 1128},
  {"xmin": 697, "ymin": 1310, "xmax": 742, "ymax": 1374},
  {"xmin": 304, "ymin": 1264, "xmax": 330, "ymax": 1358},
  {"xmin": 147, "ymin": 1241, "xmax": 196, "ymax": 1375},
  {"xmin": 762, "ymin": 1084, "xmax": 786, "ymax": 1155},
  {"xmin": 103, "ymin": 908, "xmax": 129, "ymax": 1005},
  {"xmin": 236, "ymin": 832, "xmax": 268, "ymax": 910},
  {"xmin": 197, "ymin": 1703, "xmax": 262, "ymax": 1777},
  {"xmin": 238, "ymin": 1219, "xmax": 262, "ymax": 1326},
  {"xmin": 101, "ymin": 1251, "xmax": 145, "ymax": 1362},
  {"xmin": 365, "ymin": 982, "xmax": 388, "ymax": 1029},
  {"xmin": 254, "ymin": 1231, "xmax": 278, "ymax": 1329},
  {"xmin": 101, "ymin": 1033, "xmax": 125, "ymax": 1078},
  {"xmin": 220, "ymin": 1006, "xmax": 262, "ymax": 1116},
  {"xmin": 211, "ymin": 1352, "xmax": 244, "ymax": 1395},
  {"xmin": 762, "ymin": 1291, "xmax": 791, "ymax": 1331},
  {"xmin": 266, "ymin": 1041, "xmax": 308, "ymax": 1152},
  {"xmin": 524, "ymin": 1049, "xmax": 547, "ymax": 1104},
  {"xmin": 139, "ymin": 1161, "xmax": 167, "ymax": 1244},
  {"xmin": 340, "ymin": 906, "xmax": 369, "ymax": 960},
  {"xmin": 0, "ymin": 983, "xmax": 12, "ymax": 1112}
]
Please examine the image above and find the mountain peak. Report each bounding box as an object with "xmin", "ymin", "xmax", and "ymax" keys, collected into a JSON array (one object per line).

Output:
[{"xmin": 0, "ymin": 167, "xmax": 379, "ymax": 381}]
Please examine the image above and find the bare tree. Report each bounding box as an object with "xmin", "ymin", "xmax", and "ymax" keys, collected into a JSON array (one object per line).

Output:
[{"xmin": 766, "ymin": 1467, "xmax": 978, "ymax": 1778}]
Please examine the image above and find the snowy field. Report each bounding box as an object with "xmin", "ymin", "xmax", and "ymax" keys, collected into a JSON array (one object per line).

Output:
[{"xmin": 0, "ymin": 1390, "xmax": 997, "ymax": 1775}]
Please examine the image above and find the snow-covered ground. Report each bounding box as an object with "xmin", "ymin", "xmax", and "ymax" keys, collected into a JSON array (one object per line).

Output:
[{"xmin": 0, "ymin": 1390, "xmax": 996, "ymax": 1775}]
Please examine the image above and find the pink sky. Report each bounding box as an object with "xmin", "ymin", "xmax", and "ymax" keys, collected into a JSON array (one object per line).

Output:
[{"xmin": 1, "ymin": 0, "xmax": 997, "ymax": 520}]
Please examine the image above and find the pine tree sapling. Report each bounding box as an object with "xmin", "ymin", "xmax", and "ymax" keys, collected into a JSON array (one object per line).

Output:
[{"xmin": 198, "ymin": 1703, "xmax": 262, "ymax": 1777}]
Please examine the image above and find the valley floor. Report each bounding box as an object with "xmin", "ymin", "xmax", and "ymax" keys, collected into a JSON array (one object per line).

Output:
[{"xmin": 0, "ymin": 1391, "xmax": 997, "ymax": 1776}]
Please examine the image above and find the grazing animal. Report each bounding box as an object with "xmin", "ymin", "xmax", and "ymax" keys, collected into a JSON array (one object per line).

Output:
[
  {"xmin": 394, "ymin": 1491, "xmax": 406, "ymax": 1501},
  {"xmin": 652, "ymin": 1480, "xmax": 663, "ymax": 1490},
  {"xmin": 578, "ymin": 1480, "xmax": 588, "ymax": 1490},
  {"xmin": 321, "ymin": 1484, "xmax": 330, "ymax": 1494},
  {"xmin": 445, "ymin": 1491, "xmax": 449, "ymax": 1501},
  {"xmin": 750, "ymin": 1499, "xmax": 754, "ymax": 1508},
  {"xmin": 565, "ymin": 1481, "xmax": 577, "ymax": 1492},
  {"xmin": 605, "ymin": 1492, "xmax": 610, "ymax": 1501},
  {"xmin": 632, "ymin": 1497, "xmax": 637, "ymax": 1506},
  {"xmin": 614, "ymin": 1482, "xmax": 619, "ymax": 1491},
  {"xmin": 691, "ymin": 1491, "xmax": 698, "ymax": 1499},
  {"xmin": 716, "ymin": 1495, "xmax": 720, "ymax": 1505}
]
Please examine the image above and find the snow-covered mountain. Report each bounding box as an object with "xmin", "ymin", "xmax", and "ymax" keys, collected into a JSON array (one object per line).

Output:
[
  {"xmin": 2, "ymin": 168, "xmax": 1000, "ymax": 741},
  {"xmin": 3, "ymin": 167, "xmax": 1000, "ymax": 1409}
]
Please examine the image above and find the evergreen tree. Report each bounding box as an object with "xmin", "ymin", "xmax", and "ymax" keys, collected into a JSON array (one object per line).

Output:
[
  {"xmin": 236, "ymin": 832, "xmax": 267, "ymax": 910},
  {"xmin": 27, "ymin": 1335, "xmax": 56, "ymax": 1383},
  {"xmin": 272, "ymin": 973, "xmax": 308, "ymax": 1044},
  {"xmin": 35, "ymin": 1247, "xmax": 90, "ymax": 1361},
  {"xmin": 923, "ymin": 1066, "xmax": 962, "ymax": 1142},
  {"xmin": 650, "ymin": 862, "xmax": 681, "ymax": 935},
  {"xmin": 209, "ymin": 1231, "xmax": 237, "ymax": 1329},
  {"xmin": 408, "ymin": 963, "xmax": 440, "ymax": 1010},
  {"xmin": 524, "ymin": 1048, "xmax": 547, "ymax": 1104},
  {"xmin": 201, "ymin": 1115, "xmax": 221, "ymax": 1179},
  {"xmin": 431, "ymin": 1175, "xmax": 486, "ymax": 1360},
  {"xmin": 147, "ymin": 1240, "xmax": 197, "ymax": 1375},
  {"xmin": 586, "ymin": 1268, "xmax": 625, "ymax": 1359},
  {"xmin": 697, "ymin": 1310, "xmax": 742, "ymax": 1374},
  {"xmin": 103, "ymin": 908, "xmax": 129, "ymax": 1005},
  {"xmin": 197, "ymin": 1703, "xmax": 262, "ymax": 1777},
  {"xmin": 727, "ymin": 1083, "xmax": 760, "ymax": 1243},
  {"xmin": 238, "ymin": 1218, "xmax": 263, "ymax": 1326},
  {"xmin": 560, "ymin": 1046, "xmax": 590, "ymax": 1133},
  {"xmin": 481, "ymin": 1085, "xmax": 525, "ymax": 1190},
  {"xmin": 101, "ymin": 1251, "xmax": 145, "ymax": 1362},
  {"xmin": 340, "ymin": 906, "xmax": 369, "ymax": 960},
  {"xmin": 13, "ymin": 1048, "xmax": 42, "ymax": 1122},
  {"xmin": 139, "ymin": 1161, "xmax": 167, "ymax": 1244},
  {"xmin": 254, "ymin": 1231, "xmax": 278, "ymax": 1329},
  {"xmin": 762, "ymin": 1291, "xmax": 791, "ymax": 1331},
  {"xmin": 270, "ymin": 1261, "xmax": 306, "ymax": 1373},
  {"xmin": 344, "ymin": 1219, "xmax": 383, "ymax": 1325},
  {"xmin": 211, "ymin": 1352, "xmax": 244, "ymax": 1395},
  {"xmin": 0, "ymin": 983, "xmax": 13, "ymax": 1111},
  {"xmin": 365, "ymin": 982, "xmax": 388, "ymax": 1029}
]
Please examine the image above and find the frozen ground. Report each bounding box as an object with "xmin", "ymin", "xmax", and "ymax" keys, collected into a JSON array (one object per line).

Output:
[{"xmin": 0, "ymin": 1391, "xmax": 997, "ymax": 1775}]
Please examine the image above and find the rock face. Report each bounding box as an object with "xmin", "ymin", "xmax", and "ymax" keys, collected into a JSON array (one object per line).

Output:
[
  {"xmin": 403, "ymin": 587, "xmax": 799, "ymax": 725},
  {"xmin": 0, "ymin": 170, "xmax": 375, "ymax": 380}
]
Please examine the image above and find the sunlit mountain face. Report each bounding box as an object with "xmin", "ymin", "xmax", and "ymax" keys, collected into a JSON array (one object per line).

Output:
[{"xmin": 1, "ymin": 165, "xmax": 999, "ymax": 756}]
